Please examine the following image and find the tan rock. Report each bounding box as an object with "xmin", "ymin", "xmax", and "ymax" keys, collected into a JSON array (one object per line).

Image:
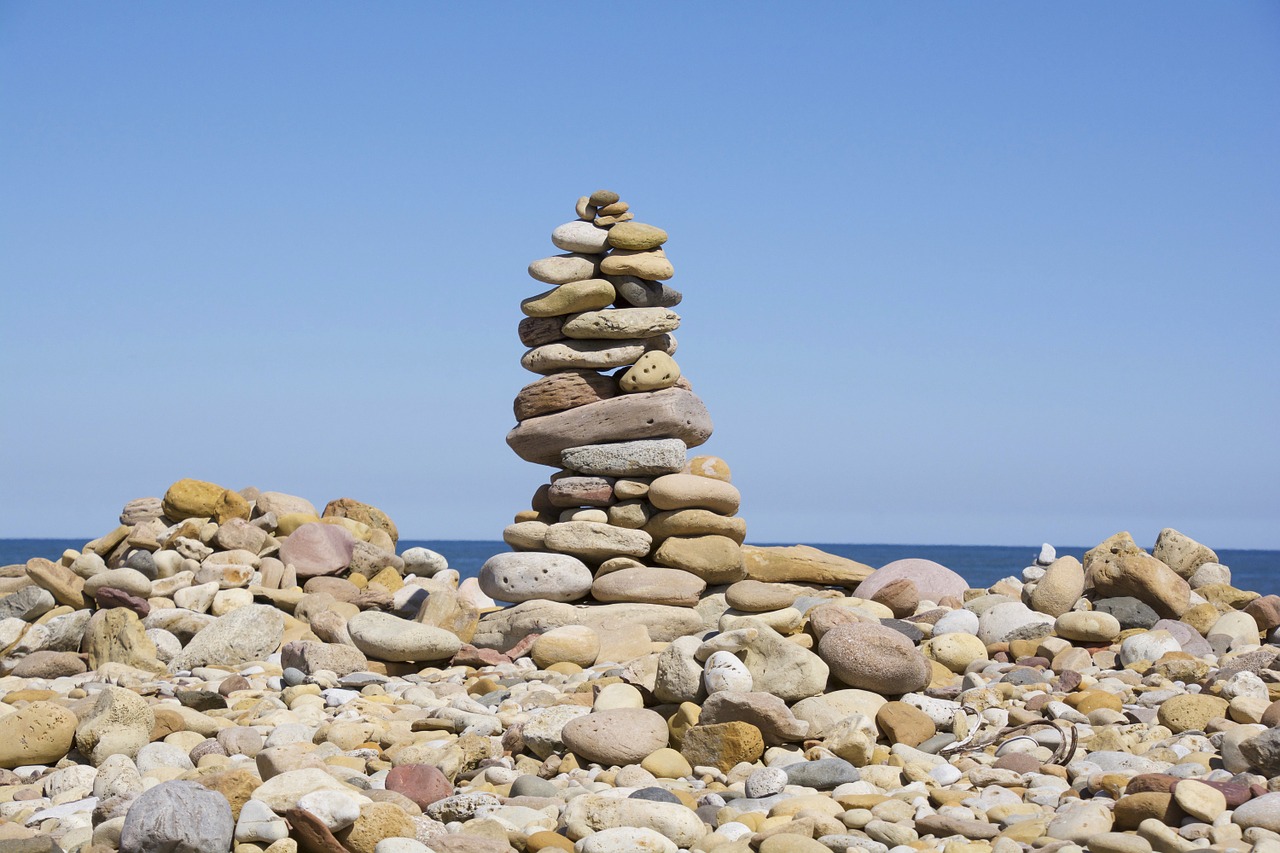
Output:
[
  {"xmin": 741, "ymin": 545, "xmax": 873, "ymax": 587},
  {"xmin": 875, "ymin": 701, "xmax": 936, "ymax": 747},
  {"xmin": 1028, "ymin": 556, "xmax": 1085, "ymax": 617},
  {"xmin": 415, "ymin": 587, "xmax": 480, "ymax": 644},
  {"xmin": 25, "ymin": 557, "xmax": 85, "ymax": 608},
  {"xmin": 653, "ymin": 535, "xmax": 745, "ymax": 584},
  {"xmin": 725, "ymin": 580, "xmax": 801, "ymax": 612},
  {"xmin": 680, "ymin": 721, "xmax": 764, "ymax": 772},
  {"xmin": 543, "ymin": 521, "xmax": 652, "ymax": 562},
  {"xmin": 522, "ymin": 335, "xmax": 676, "ymax": 374},
  {"xmin": 336, "ymin": 801, "xmax": 416, "ymax": 853},
  {"xmin": 644, "ymin": 509, "xmax": 746, "ymax": 544},
  {"xmin": 84, "ymin": 608, "xmax": 164, "ymax": 672},
  {"xmin": 925, "ymin": 632, "xmax": 988, "ymax": 673},
  {"xmin": 532, "ymin": 625, "xmax": 599, "ymax": 668},
  {"xmin": 322, "ymin": 498, "xmax": 398, "ymax": 545},
  {"xmin": 607, "ymin": 221, "xmax": 668, "ymax": 250},
  {"xmin": 0, "ymin": 701, "xmax": 77, "ymax": 768},
  {"xmin": 592, "ymin": 567, "xmax": 706, "ymax": 607},
  {"xmin": 600, "ymin": 248, "xmax": 674, "ymax": 281},
  {"xmin": 162, "ymin": 478, "xmax": 251, "ymax": 524},
  {"xmin": 1088, "ymin": 550, "xmax": 1191, "ymax": 618},
  {"xmin": 507, "ymin": 388, "xmax": 712, "ymax": 466},
  {"xmin": 1153, "ymin": 528, "xmax": 1219, "ymax": 579},
  {"xmin": 1082, "ymin": 531, "xmax": 1145, "ymax": 572},
  {"xmin": 521, "ymin": 279, "xmax": 616, "ymax": 317},
  {"xmin": 648, "ymin": 473, "xmax": 740, "ymax": 514},
  {"xmin": 514, "ymin": 370, "xmax": 618, "ymax": 421},
  {"xmin": 619, "ymin": 351, "xmax": 681, "ymax": 393},
  {"xmin": 1157, "ymin": 694, "xmax": 1229, "ymax": 733}
]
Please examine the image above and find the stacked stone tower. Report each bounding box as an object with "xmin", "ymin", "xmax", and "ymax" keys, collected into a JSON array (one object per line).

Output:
[{"xmin": 480, "ymin": 190, "xmax": 749, "ymax": 606}]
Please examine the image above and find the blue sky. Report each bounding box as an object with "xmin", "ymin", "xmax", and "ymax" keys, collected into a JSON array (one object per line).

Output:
[{"xmin": 2, "ymin": 3, "xmax": 1277, "ymax": 549}]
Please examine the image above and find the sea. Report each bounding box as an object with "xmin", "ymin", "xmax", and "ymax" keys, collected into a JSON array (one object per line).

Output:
[{"xmin": 3, "ymin": 538, "xmax": 1277, "ymax": 595}]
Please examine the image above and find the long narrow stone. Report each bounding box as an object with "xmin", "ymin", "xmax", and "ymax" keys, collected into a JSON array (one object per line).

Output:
[{"xmin": 506, "ymin": 387, "xmax": 713, "ymax": 466}]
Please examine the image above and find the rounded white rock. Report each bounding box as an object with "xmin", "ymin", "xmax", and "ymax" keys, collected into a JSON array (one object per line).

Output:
[{"xmin": 703, "ymin": 650, "xmax": 752, "ymax": 694}]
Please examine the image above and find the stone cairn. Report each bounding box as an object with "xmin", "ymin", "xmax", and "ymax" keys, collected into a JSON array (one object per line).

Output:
[{"xmin": 482, "ymin": 189, "xmax": 752, "ymax": 612}]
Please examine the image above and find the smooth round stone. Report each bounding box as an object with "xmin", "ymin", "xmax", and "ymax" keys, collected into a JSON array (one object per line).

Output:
[
  {"xmin": 401, "ymin": 547, "xmax": 448, "ymax": 576},
  {"xmin": 562, "ymin": 508, "xmax": 608, "ymax": 523},
  {"xmin": 648, "ymin": 473, "xmax": 741, "ymax": 514},
  {"xmin": 595, "ymin": 683, "xmax": 645, "ymax": 711},
  {"xmin": 560, "ymin": 708, "xmax": 670, "ymax": 766},
  {"xmin": 854, "ymin": 559, "xmax": 969, "ymax": 603},
  {"xmin": 1173, "ymin": 779, "xmax": 1227, "ymax": 821},
  {"xmin": 521, "ymin": 279, "xmax": 616, "ymax": 318},
  {"xmin": 783, "ymin": 757, "xmax": 860, "ymax": 789},
  {"xmin": 641, "ymin": 748, "xmax": 692, "ymax": 779},
  {"xmin": 1232, "ymin": 791, "xmax": 1280, "ymax": 832},
  {"xmin": 479, "ymin": 552, "xmax": 593, "ymax": 603},
  {"xmin": 1029, "ymin": 556, "xmax": 1085, "ymax": 617},
  {"xmin": 562, "ymin": 307, "xmax": 680, "ymax": 340},
  {"xmin": 703, "ymin": 650, "xmax": 753, "ymax": 694},
  {"xmin": 528, "ymin": 253, "xmax": 599, "ymax": 285},
  {"xmin": 818, "ymin": 621, "xmax": 930, "ymax": 694},
  {"xmin": 510, "ymin": 775, "xmax": 558, "ymax": 799},
  {"xmin": 929, "ymin": 608, "xmax": 980, "ymax": 636},
  {"xmin": 725, "ymin": 580, "xmax": 799, "ymax": 612},
  {"xmin": 628, "ymin": 787, "xmax": 682, "ymax": 805},
  {"xmin": 607, "ymin": 221, "xmax": 668, "ymax": 250},
  {"xmin": 1056, "ymin": 610, "xmax": 1122, "ymax": 643},
  {"xmin": 235, "ymin": 798, "xmax": 288, "ymax": 844},
  {"xmin": 297, "ymin": 788, "xmax": 362, "ymax": 831},
  {"xmin": 589, "ymin": 189, "xmax": 619, "ymax": 206},
  {"xmin": 561, "ymin": 439, "xmax": 687, "ymax": 477},
  {"xmin": 611, "ymin": 276, "xmax": 682, "ymax": 309},
  {"xmin": 531, "ymin": 625, "xmax": 600, "ymax": 668},
  {"xmin": 0, "ymin": 701, "xmax": 77, "ymax": 768},
  {"xmin": 745, "ymin": 766, "xmax": 787, "ymax": 798},
  {"xmin": 346, "ymin": 611, "xmax": 461, "ymax": 662},
  {"xmin": 600, "ymin": 248, "xmax": 674, "ymax": 280},
  {"xmin": 552, "ymin": 220, "xmax": 611, "ymax": 253},
  {"xmin": 591, "ymin": 566, "xmax": 705, "ymax": 607},
  {"xmin": 976, "ymin": 601, "xmax": 1055, "ymax": 644},
  {"xmin": 84, "ymin": 568, "xmax": 153, "ymax": 599}
]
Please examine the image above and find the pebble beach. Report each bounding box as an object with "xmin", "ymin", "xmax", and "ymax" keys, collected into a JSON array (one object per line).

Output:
[{"xmin": 3, "ymin": 192, "xmax": 1279, "ymax": 853}]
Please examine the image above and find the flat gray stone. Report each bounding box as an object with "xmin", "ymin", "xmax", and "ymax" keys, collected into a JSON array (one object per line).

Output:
[{"xmin": 561, "ymin": 439, "xmax": 688, "ymax": 477}]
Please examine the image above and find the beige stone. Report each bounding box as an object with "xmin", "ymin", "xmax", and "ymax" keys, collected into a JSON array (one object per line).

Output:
[
  {"xmin": 592, "ymin": 567, "xmax": 706, "ymax": 607},
  {"xmin": 543, "ymin": 521, "xmax": 652, "ymax": 562},
  {"xmin": 162, "ymin": 478, "xmax": 251, "ymax": 524},
  {"xmin": 926, "ymin": 632, "xmax": 988, "ymax": 673},
  {"xmin": 1153, "ymin": 528, "xmax": 1219, "ymax": 579},
  {"xmin": 648, "ymin": 473, "xmax": 740, "ymax": 514},
  {"xmin": 562, "ymin": 307, "xmax": 680, "ymax": 340},
  {"xmin": 528, "ymin": 254, "xmax": 600, "ymax": 285},
  {"xmin": 521, "ymin": 335, "xmax": 676, "ymax": 374},
  {"xmin": 25, "ymin": 557, "xmax": 85, "ymax": 608},
  {"xmin": 741, "ymin": 545, "xmax": 873, "ymax": 587},
  {"xmin": 0, "ymin": 701, "xmax": 77, "ymax": 768},
  {"xmin": 600, "ymin": 248, "xmax": 674, "ymax": 280},
  {"xmin": 644, "ymin": 509, "xmax": 746, "ymax": 544},
  {"xmin": 532, "ymin": 625, "xmax": 600, "ymax": 668},
  {"xmin": 1157, "ymin": 694, "xmax": 1229, "ymax": 733},
  {"xmin": 1028, "ymin": 556, "xmax": 1084, "ymax": 617}
]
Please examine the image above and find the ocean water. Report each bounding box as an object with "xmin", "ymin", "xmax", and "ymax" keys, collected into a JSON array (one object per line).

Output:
[{"xmin": 4, "ymin": 538, "xmax": 1277, "ymax": 595}]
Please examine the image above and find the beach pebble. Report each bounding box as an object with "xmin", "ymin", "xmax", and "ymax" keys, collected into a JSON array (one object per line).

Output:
[
  {"xmin": 119, "ymin": 780, "xmax": 234, "ymax": 853},
  {"xmin": 479, "ymin": 552, "xmax": 594, "ymax": 603},
  {"xmin": 347, "ymin": 612, "xmax": 461, "ymax": 662},
  {"xmin": 818, "ymin": 621, "xmax": 930, "ymax": 694},
  {"xmin": 561, "ymin": 708, "xmax": 670, "ymax": 766}
]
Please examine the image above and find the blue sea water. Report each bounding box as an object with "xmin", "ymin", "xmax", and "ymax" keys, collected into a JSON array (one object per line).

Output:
[{"xmin": 3, "ymin": 538, "xmax": 1277, "ymax": 595}]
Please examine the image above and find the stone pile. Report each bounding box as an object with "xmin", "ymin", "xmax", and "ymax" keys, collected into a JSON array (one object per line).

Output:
[{"xmin": 489, "ymin": 189, "xmax": 755, "ymax": 614}]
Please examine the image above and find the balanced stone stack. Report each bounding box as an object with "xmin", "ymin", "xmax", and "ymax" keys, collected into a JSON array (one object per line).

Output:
[{"xmin": 486, "ymin": 190, "xmax": 751, "ymax": 609}]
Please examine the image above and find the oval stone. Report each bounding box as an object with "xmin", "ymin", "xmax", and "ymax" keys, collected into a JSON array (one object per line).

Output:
[
  {"xmin": 600, "ymin": 248, "xmax": 674, "ymax": 280},
  {"xmin": 561, "ymin": 439, "xmax": 687, "ymax": 477},
  {"xmin": 528, "ymin": 253, "xmax": 600, "ymax": 285},
  {"xmin": 562, "ymin": 307, "xmax": 680, "ymax": 340},
  {"xmin": 346, "ymin": 612, "xmax": 462, "ymax": 662},
  {"xmin": 521, "ymin": 279, "xmax": 616, "ymax": 318},
  {"xmin": 521, "ymin": 335, "xmax": 676, "ymax": 374},
  {"xmin": 552, "ymin": 220, "xmax": 611, "ymax": 253},
  {"xmin": 607, "ymin": 221, "xmax": 669, "ymax": 251},
  {"xmin": 591, "ymin": 567, "xmax": 706, "ymax": 607},
  {"xmin": 479, "ymin": 552, "xmax": 593, "ymax": 603},
  {"xmin": 561, "ymin": 708, "xmax": 670, "ymax": 766}
]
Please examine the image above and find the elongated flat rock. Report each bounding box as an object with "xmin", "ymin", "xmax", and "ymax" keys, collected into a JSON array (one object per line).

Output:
[
  {"xmin": 741, "ymin": 544, "xmax": 875, "ymax": 587},
  {"xmin": 561, "ymin": 439, "xmax": 687, "ymax": 476},
  {"xmin": 507, "ymin": 387, "xmax": 713, "ymax": 466},
  {"xmin": 562, "ymin": 307, "xmax": 680, "ymax": 340},
  {"xmin": 514, "ymin": 370, "xmax": 618, "ymax": 421},
  {"xmin": 521, "ymin": 335, "xmax": 676, "ymax": 374}
]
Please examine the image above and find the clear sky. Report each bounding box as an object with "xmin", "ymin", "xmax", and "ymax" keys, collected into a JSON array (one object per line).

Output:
[{"xmin": 2, "ymin": 3, "xmax": 1277, "ymax": 550}]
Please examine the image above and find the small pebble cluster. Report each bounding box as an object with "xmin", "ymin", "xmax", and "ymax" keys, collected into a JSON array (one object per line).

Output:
[{"xmin": 2, "ymin": 192, "xmax": 1280, "ymax": 853}]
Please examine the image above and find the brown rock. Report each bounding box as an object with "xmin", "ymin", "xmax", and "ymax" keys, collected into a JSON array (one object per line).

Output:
[
  {"xmin": 875, "ymin": 701, "xmax": 936, "ymax": 747},
  {"xmin": 11, "ymin": 650, "xmax": 87, "ymax": 679},
  {"xmin": 286, "ymin": 806, "xmax": 347, "ymax": 853},
  {"xmin": 680, "ymin": 721, "xmax": 765, "ymax": 772},
  {"xmin": 512, "ymin": 366, "xmax": 616, "ymax": 420},
  {"xmin": 606, "ymin": 221, "xmax": 668, "ymax": 251},
  {"xmin": 741, "ymin": 545, "xmax": 873, "ymax": 587},
  {"xmin": 547, "ymin": 477, "xmax": 615, "ymax": 508},
  {"xmin": 699, "ymin": 691, "xmax": 810, "ymax": 745},
  {"xmin": 323, "ymin": 498, "xmax": 398, "ymax": 544},
  {"xmin": 521, "ymin": 279, "xmax": 615, "ymax": 319},
  {"xmin": 162, "ymin": 478, "xmax": 251, "ymax": 524},
  {"xmin": 653, "ymin": 535, "xmax": 745, "ymax": 584},
  {"xmin": 92, "ymin": 586, "xmax": 151, "ymax": 617},
  {"xmin": 518, "ymin": 316, "xmax": 566, "ymax": 348},
  {"xmin": 1246, "ymin": 595, "xmax": 1280, "ymax": 634},
  {"xmin": 192, "ymin": 766, "xmax": 260, "ymax": 821},
  {"xmin": 1113, "ymin": 792, "xmax": 1182, "ymax": 831},
  {"xmin": 506, "ymin": 387, "xmax": 713, "ymax": 466},
  {"xmin": 870, "ymin": 578, "xmax": 919, "ymax": 618}
]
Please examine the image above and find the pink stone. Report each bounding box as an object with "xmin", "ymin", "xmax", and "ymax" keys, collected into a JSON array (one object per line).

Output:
[
  {"xmin": 385, "ymin": 763, "xmax": 453, "ymax": 809},
  {"xmin": 278, "ymin": 523, "xmax": 354, "ymax": 579},
  {"xmin": 854, "ymin": 558, "xmax": 969, "ymax": 603}
]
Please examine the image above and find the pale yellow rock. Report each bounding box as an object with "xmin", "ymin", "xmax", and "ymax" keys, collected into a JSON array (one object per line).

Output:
[
  {"xmin": 600, "ymin": 248, "xmax": 675, "ymax": 280},
  {"xmin": 532, "ymin": 625, "xmax": 600, "ymax": 668},
  {"xmin": 648, "ymin": 474, "xmax": 741, "ymax": 514},
  {"xmin": 926, "ymin": 632, "xmax": 989, "ymax": 673},
  {"xmin": 654, "ymin": 535, "xmax": 745, "ymax": 584},
  {"xmin": 607, "ymin": 221, "xmax": 668, "ymax": 250},
  {"xmin": 620, "ymin": 351, "xmax": 681, "ymax": 392},
  {"xmin": 641, "ymin": 747, "xmax": 692, "ymax": 779}
]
